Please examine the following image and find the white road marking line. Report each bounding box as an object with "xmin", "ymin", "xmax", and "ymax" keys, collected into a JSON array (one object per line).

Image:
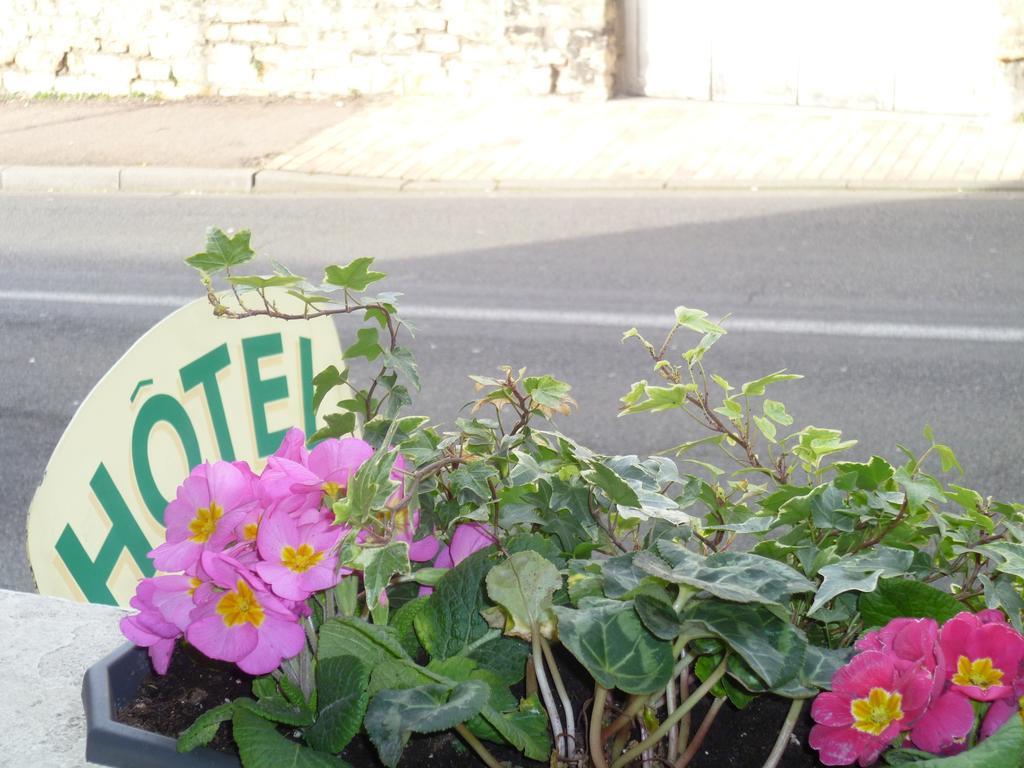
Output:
[{"xmin": 2, "ymin": 289, "xmax": 1022, "ymax": 343}]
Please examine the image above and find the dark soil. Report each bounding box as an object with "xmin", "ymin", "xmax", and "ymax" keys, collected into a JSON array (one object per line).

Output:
[{"xmin": 115, "ymin": 646, "xmax": 821, "ymax": 767}]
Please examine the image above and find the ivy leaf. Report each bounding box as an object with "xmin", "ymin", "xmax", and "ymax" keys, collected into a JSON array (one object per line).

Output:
[
  {"xmin": 792, "ymin": 427, "xmax": 858, "ymax": 469},
  {"xmin": 364, "ymin": 681, "xmax": 490, "ymax": 768},
  {"xmin": 581, "ymin": 462, "xmax": 641, "ymax": 508},
  {"xmin": 344, "ymin": 327, "xmax": 382, "ymax": 362},
  {"xmin": 306, "ymin": 656, "xmax": 371, "ymax": 753},
  {"xmin": 310, "ymin": 412, "xmax": 357, "ymax": 445},
  {"xmin": 324, "ymin": 257, "xmax": 386, "ymax": 292},
  {"xmin": 523, "ymin": 375, "xmax": 574, "ymax": 412},
  {"xmin": 752, "ymin": 415, "xmax": 777, "ymax": 443},
  {"xmin": 674, "ymin": 306, "xmax": 726, "ymax": 335},
  {"xmin": 554, "ymin": 597, "xmax": 674, "ymax": 694},
  {"xmin": 763, "ymin": 399, "xmax": 793, "ymax": 426},
  {"xmin": 740, "ymin": 370, "xmax": 802, "ymax": 397},
  {"xmin": 809, "ymin": 546, "xmax": 915, "ymax": 616},
  {"xmin": 448, "ymin": 462, "xmax": 499, "ymax": 503},
  {"xmin": 312, "ymin": 365, "xmax": 348, "ymax": 415},
  {"xmin": 859, "ymin": 578, "xmax": 962, "ymax": 628},
  {"xmin": 679, "ymin": 602, "xmax": 807, "ymax": 690},
  {"xmin": 232, "ymin": 706, "xmax": 350, "ymax": 768},
  {"xmin": 227, "ymin": 274, "xmax": 301, "ymax": 288},
  {"xmin": 353, "ymin": 541, "xmax": 411, "ymax": 611},
  {"xmin": 176, "ymin": 701, "xmax": 234, "ymax": 752},
  {"xmin": 894, "ymin": 466, "xmax": 947, "ymax": 512},
  {"xmin": 186, "ymin": 228, "xmax": 255, "ymax": 274},
  {"xmin": 383, "ymin": 346, "xmax": 420, "ymax": 390},
  {"xmin": 485, "ymin": 551, "xmax": 561, "ymax": 640}
]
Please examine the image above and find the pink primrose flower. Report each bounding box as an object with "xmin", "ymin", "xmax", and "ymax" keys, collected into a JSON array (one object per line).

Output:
[
  {"xmin": 980, "ymin": 678, "xmax": 1024, "ymax": 740},
  {"xmin": 434, "ymin": 523, "xmax": 495, "ymax": 569},
  {"xmin": 120, "ymin": 574, "xmax": 200, "ymax": 674},
  {"xmin": 258, "ymin": 437, "xmax": 374, "ymax": 518},
  {"xmin": 253, "ymin": 511, "xmax": 346, "ymax": 601},
  {"xmin": 149, "ymin": 461, "xmax": 256, "ymax": 573},
  {"xmin": 186, "ymin": 552, "xmax": 305, "ymax": 675},
  {"xmin": 908, "ymin": 690, "xmax": 975, "ymax": 756},
  {"xmin": 810, "ymin": 650, "xmax": 932, "ymax": 766},
  {"xmin": 940, "ymin": 611, "xmax": 1024, "ymax": 702}
]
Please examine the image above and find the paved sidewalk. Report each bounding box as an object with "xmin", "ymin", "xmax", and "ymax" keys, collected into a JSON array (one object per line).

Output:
[{"xmin": 3, "ymin": 94, "xmax": 1024, "ymax": 192}]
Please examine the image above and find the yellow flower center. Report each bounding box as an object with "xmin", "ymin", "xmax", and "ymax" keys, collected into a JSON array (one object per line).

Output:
[
  {"xmin": 188, "ymin": 501, "xmax": 223, "ymax": 543},
  {"xmin": 187, "ymin": 577, "xmax": 202, "ymax": 597},
  {"xmin": 281, "ymin": 543, "xmax": 324, "ymax": 574},
  {"xmin": 322, "ymin": 481, "xmax": 342, "ymax": 499},
  {"xmin": 242, "ymin": 522, "xmax": 259, "ymax": 541},
  {"xmin": 850, "ymin": 688, "xmax": 904, "ymax": 736},
  {"xmin": 952, "ymin": 656, "xmax": 1004, "ymax": 689},
  {"xmin": 216, "ymin": 579, "xmax": 265, "ymax": 628}
]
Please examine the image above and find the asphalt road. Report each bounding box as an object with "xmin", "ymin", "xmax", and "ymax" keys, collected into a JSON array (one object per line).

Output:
[{"xmin": 2, "ymin": 191, "xmax": 1023, "ymax": 594}]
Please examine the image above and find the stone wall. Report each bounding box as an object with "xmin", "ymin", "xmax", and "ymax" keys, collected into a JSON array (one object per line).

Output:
[{"xmin": 0, "ymin": 0, "xmax": 616, "ymax": 99}]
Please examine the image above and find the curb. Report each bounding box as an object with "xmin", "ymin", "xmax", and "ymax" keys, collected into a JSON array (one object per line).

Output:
[{"xmin": 3, "ymin": 165, "xmax": 1024, "ymax": 195}]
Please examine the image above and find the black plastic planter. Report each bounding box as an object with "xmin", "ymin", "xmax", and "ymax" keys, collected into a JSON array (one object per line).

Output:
[{"xmin": 82, "ymin": 643, "xmax": 239, "ymax": 768}]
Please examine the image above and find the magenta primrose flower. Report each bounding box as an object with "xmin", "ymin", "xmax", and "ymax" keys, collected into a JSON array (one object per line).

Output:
[
  {"xmin": 258, "ymin": 437, "xmax": 374, "ymax": 520},
  {"xmin": 810, "ymin": 650, "xmax": 932, "ymax": 766},
  {"xmin": 186, "ymin": 551, "xmax": 305, "ymax": 675},
  {"xmin": 253, "ymin": 511, "xmax": 346, "ymax": 601},
  {"xmin": 119, "ymin": 574, "xmax": 199, "ymax": 674},
  {"xmin": 149, "ymin": 461, "xmax": 257, "ymax": 574},
  {"xmin": 435, "ymin": 523, "xmax": 496, "ymax": 569},
  {"xmin": 940, "ymin": 611, "xmax": 1024, "ymax": 702}
]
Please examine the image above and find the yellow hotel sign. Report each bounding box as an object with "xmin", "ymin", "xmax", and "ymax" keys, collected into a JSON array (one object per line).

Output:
[{"xmin": 27, "ymin": 292, "xmax": 343, "ymax": 606}]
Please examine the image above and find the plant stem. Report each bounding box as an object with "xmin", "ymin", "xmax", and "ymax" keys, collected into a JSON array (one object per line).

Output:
[
  {"xmin": 678, "ymin": 665, "xmax": 691, "ymax": 755},
  {"xmin": 761, "ymin": 698, "xmax": 804, "ymax": 768},
  {"xmin": 666, "ymin": 675, "xmax": 679, "ymax": 761},
  {"xmin": 610, "ymin": 656, "xmax": 729, "ymax": 768},
  {"xmin": 540, "ymin": 636, "xmax": 576, "ymax": 756},
  {"xmin": 532, "ymin": 631, "xmax": 566, "ymax": 758},
  {"xmin": 602, "ymin": 693, "xmax": 648, "ymax": 741},
  {"xmin": 591, "ymin": 684, "xmax": 610, "ymax": 768},
  {"xmin": 674, "ymin": 696, "xmax": 725, "ymax": 768},
  {"xmin": 455, "ymin": 723, "xmax": 504, "ymax": 768}
]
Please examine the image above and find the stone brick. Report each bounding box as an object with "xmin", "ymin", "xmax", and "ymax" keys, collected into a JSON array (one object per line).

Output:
[
  {"xmin": 138, "ymin": 58, "xmax": 171, "ymax": 81},
  {"xmin": 82, "ymin": 53, "xmax": 137, "ymax": 83},
  {"xmin": 207, "ymin": 42, "xmax": 256, "ymax": 85},
  {"xmin": 2, "ymin": 70, "xmax": 56, "ymax": 93},
  {"xmin": 169, "ymin": 57, "xmax": 205, "ymax": 86},
  {"xmin": 390, "ymin": 33, "xmax": 419, "ymax": 51},
  {"xmin": 147, "ymin": 26, "xmax": 197, "ymax": 60},
  {"xmin": 14, "ymin": 47, "xmax": 64, "ymax": 73},
  {"xmin": 128, "ymin": 39, "xmax": 150, "ymax": 57},
  {"xmin": 100, "ymin": 38, "xmax": 129, "ymax": 54},
  {"xmin": 414, "ymin": 11, "xmax": 448, "ymax": 32},
  {"xmin": 205, "ymin": 24, "xmax": 230, "ymax": 42},
  {"xmin": 423, "ymin": 32, "xmax": 459, "ymax": 54},
  {"xmin": 54, "ymin": 74, "xmax": 117, "ymax": 95},
  {"xmin": 275, "ymin": 26, "xmax": 308, "ymax": 47},
  {"xmin": 231, "ymin": 24, "xmax": 273, "ymax": 44}
]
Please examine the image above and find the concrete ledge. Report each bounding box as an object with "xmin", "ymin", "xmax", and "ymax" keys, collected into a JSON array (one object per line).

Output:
[
  {"xmin": 0, "ymin": 589, "xmax": 127, "ymax": 767},
  {"xmin": 254, "ymin": 170, "xmax": 405, "ymax": 192},
  {"xmin": 497, "ymin": 177, "xmax": 668, "ymax": 191},
  {"xmin": 1, "ymin": 166, "xmax": 121, "ymax": 192},
  {"xmin": 120, "ymin": 167, "xmax": 254, "ymax": 193},
  {"xmin": 402, "ymin": 178, "xmax": 498, "ymax": 192}
]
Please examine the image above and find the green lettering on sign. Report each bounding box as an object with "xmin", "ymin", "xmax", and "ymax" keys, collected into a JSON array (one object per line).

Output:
[
  {"xmin": 55, "ymin": 463, "xmax": 155, "ymax": 605},
  {"xmin": 180, "ymin": 343, "xmax": 236, "ymax": 461},
  {"xmin": 243, "ymin": 333, "xmax": 289, "ymax": 457},
  {"xmin": 300, "ymin": 336, "xmax": 316, "ymax": 438},
  {"xmin": 132, "ymin": 393, "xmax": 202, "ymax": 525}
]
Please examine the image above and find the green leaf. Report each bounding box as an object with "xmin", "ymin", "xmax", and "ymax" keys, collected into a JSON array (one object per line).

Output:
[
  {"xmin": 448, "ymin": 462, "xmax": 499, "ymax": 503},
  {"xmin": 740, "ymin": 370, "xmax": 802, "ymax": 397},
  {"xmin": 975, "ymin": 542, "xmax": 1024, "ymax": 580},
  {"xmin": 383, "ymin": 346, "xmax": 420, "ymax": 391},
  {"xmin": 753, "ymin": 415, "xmax": 777, "ymax": 443},
  {"xmin": 176, "ymin": 701, "xmax": 234, "ymax": 752},
  {"xmin": 674, "ymin": 306, "xmax": 726, "ymax": 335},
  {"xmin": 312, "ymin": 365, "xmax": 348, "ymax": 416},
  {"xmin": 859, "ymin": 578, "xmax": 962, "ymax": 628},
  {"xmin": 763, "ymin": 399, "xmax": 793, "ymax": 426},
  {"xmin": 832, "ymin": 457, "xmax": 895, "ymax": 491},
  {"xmin": 779, "ymin": 484, "xmax": 858, "ymax": 533},
  {"xmin": 679, "ymin": 602, "xmax": 807, "ymax": 690},
  {"xmin": 485, "ymin": 551, "xmax": 561, "ymax": 640},
  {"xmin": 344, "ymin": 326, "xmax": 382, "ymax": 362},
  {"xmin": 799, "ymin": 644, "xmax": 855, "ymax": 690},
  {"xmin": 480, "ymin": 695, "xmax": 551, "ymax": 762},
  {"xmin": 619, "ymin": 383, "xmax": 697, "ymax": 415},
  {"xmin": 234, "ymin": 695, "xmax": 313, "ymax": 727},
  {"xmin": 935, "ymin": 444, "xmax": 964, "ymax": 475},
  {"xmin": 554, "ymin": 597, "xmax": 675, "ymax": 694},
  {"xmin": 306, "ymin": 655, "xmax": 371, "ymax": 753},
  {"xmin": 635, "ymin": 541, "xmax": 814, "ymax": 606},
  {"xmin": 792, "ymin": 427, "xmax": 858, "ymax": 469},
  {"xmin": 466, "ymin": 636, "xmax": 530, "ymax": 686},
  {"xmin": 895, "ymin": 466, "xmax": 947, "ymax": 512},
  {"xmin": 809, "ymin": 546, "xmax": 915, "ymax": 616},
  {"xmin": 364, "ymin": 681, "xmax": 490, "ymax": 768},
  {"xmin": 319, "ymin": 616, "xmax": 410, "ymax": 663},
  {"xmin": 523, "ymin": 375, "xmax": 573, "ymax": 409},
  {"xmin": 415, "ymin": 549, "xmax": 494, "ymax": 660},
  {"xmin": 324, "ymin": 257, "xmax": 386, "ymax": 292},
  {"xmin": 354, "ymin": 541, "xmax": 411, "ymax": 611},
  {"xmin": 390, "ymin": 596, "xmax": 429, "ymax": 658},
  {"xmin": 311, "ymin": 412, "xmax": 357, "ymax": 445},
  {"xmin": 232, "ymin": 706, "xmax": 349, "ymax": 768},
  {"xmin": 581, "ymin": 462, "xmax": 641, "ymax": 508},
  {"xmin": 633, "ymin": 592, "xmax": 682, "ymax": 640},
  {"xmin": 186, "ymin": 228, "xmax": 255, "ymax": 274},
  {"xmin": 227, "ymin": 274, "xmax": 302, "ymax": 288}
]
